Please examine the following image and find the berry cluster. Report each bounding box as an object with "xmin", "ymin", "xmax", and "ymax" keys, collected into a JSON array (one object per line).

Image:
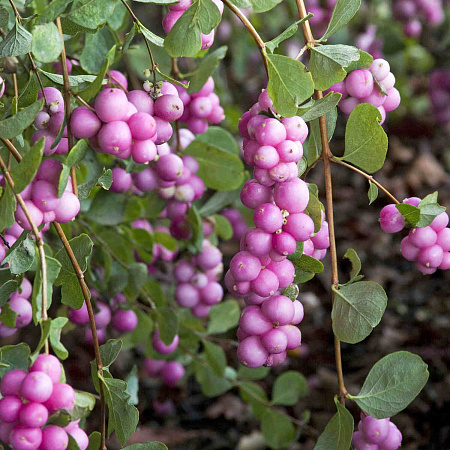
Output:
[
  {"xmin": 225, "ymin": 89, "xmax": 330, "ymax": 367},
  {"xmin": 173, "ymin": 240, "xmax": 224, "ymax": 317},
  {"xmin": 68, "ymin": 292, "xmax": 138, "ymax": 344},
  {"xmin": 162, "ymin": 0, "xmax": 224, "ymax": 51},
  {"xmin": 32, "ymin": 87, "xmax": 69, "ymax": 156},
  {"xmin": 220, "ymin": 207, "xmax": 249, "ymax": 240},
  {"xmin": 328, "ymin": 59, "xmax": 401, "ymax": 123},
  {"xmin": 0, "ymin": 354, "xmax": 88, "ymax": 450},
  {"xmin": 237, "ymin": 295, "xmax": 304, "ymax": 368},
  {"xmin": 429, "ymin": 70, "xmax": 450, "ymax": 124},
  {"xmin": 380, "ymin": 198, "xmax": 450, "ymax": 274},
  {"xmin": 352, "ymin": 414, "xmax": 402, "ymax": 450},
  {"xmin": 71, "ymin": 81, "xmax": 185, "ymax": 163},
  {"xmin": 131, "ymin": 154, "xmax": 206, "ymax": 239},
  {"xmin": 176, "ymin": 77, "xmax": 225, "ymax": 134},
  {"xmin": 0, "ymin": 278, "xmax": 32, "ymax": 338},
  {"xmin": 20, "ymin": 159, "xmax": 79, "ymax": 230},
  {"xmin": 393, "ymin": 0, "xmax": 444, "ymax": 37}
]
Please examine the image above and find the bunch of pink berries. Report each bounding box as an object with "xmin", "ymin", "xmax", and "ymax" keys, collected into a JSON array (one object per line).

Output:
[
  {"xmin": 176, "ymin": 77, "xmax": 225, "ymax": 134},
  {"xmin": 352, "ymin": 414, "xmax": 402, "ymax": 450},
  {"xmin": 380, "ymin": 197, "xmax": 450, "ymax": 274},
  {"xmin": 173, "ymin": 240, "xmax": 224, "ymax": 318},
  {"xmin": 220, "ymin": 207, "xmax": 249, "ymax": 240},
  {"xmin": 0, "ymin": 354, "xmax": 89, "ymax": 450},
  {"xmin": 68, "ymin": 292, "xmax": 138, "ymax": 344},
  {"xmin": 328, "ymin": 59, "xmax": 401, "ymax": 123},
  {"xmin": 236, "ymin": 294, "xmax": 304, "ymax": 368},
  {"xmin": 0, "ymin": 278, "xmax": 32, "ymax": 338},
  {"xmin": 32, "ymin": 87, "xmax": 69, "ymax": 156},
  {"xmin": 10, "ymin": 158, "xmax": 80, "ymax": 233},
  {"xmin": 162, "ymin": 0, "xmax": 224, "ymax": 51},
  {"xmin": 70, "ymin": 81, "xmax": 185, "ymax": 163},
  {"xmin": 393, "ymin": 0, "xmax": 444, "ymax": 37}
]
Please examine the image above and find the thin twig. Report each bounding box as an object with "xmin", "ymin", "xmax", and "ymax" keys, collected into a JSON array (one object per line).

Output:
[
  {"xmin": 222, "ymin": 0, "xmax": 268, "ymax": 76},
  {"xmin": 8, "ymin": 0, "xmax": 48, "ymax": 104},
  {"xmin": 330, "ymin": 158, "xmax": 400, "ymax": 204},
  {"xmin": 55, "ymin": 17, "xmax": 78, "ymax": 197},
  {"xmin": 295, "ymin": 0, "xmax": 347, "ymax": 405},
  {"xmin": 0, "ymin": 153, "xmax": 49, "ymax": 354}
]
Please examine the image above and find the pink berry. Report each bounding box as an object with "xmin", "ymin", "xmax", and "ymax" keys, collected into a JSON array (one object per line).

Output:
[
  {"xmin": 14, "ymin": 200, "xmax": 43, "ymax": 230},
  {"xmin": 281, "ymin": 116, "xmax": 308, "ymax": 142},
  {"xmin": 230, "ymin": 251, "xmax": 261, "ymax": 282},
  {"xmin": 19, "ymin": 402, "xmax": 49, "ymax": 428},
  {"xmin": 44, "ymin": 382, "xmax": 75, "ymax": 412},
  {"xmin": 418, "ymin": 244, "xmax": 444, "ymax": 268},
  {"xmin": 40, "ymin": 425, "xmax": 69, "ymax": 450},
  {"xmin": 237, "ymin": 336, "xmax": 269, "ymax": 368},
  {"xmin": 94, "ymin": 88, "xmax": 128, "ymax": 122},
  {"xmin": 361, "ymin": 416, "xmax": 390, "ymax": 444},
  {"xmin": 0, "ymin": 395, "xmax": 23, "ymax": 422},
  {"xmin": 261, "ymin": 294, "xmax": 295, "ymax": 326},
  {"xmin": 175, "ymin": 283, "xmax": 200, "ymax": 308},
  {"xmin": 110, "ymin": 167, "xmax": 133, "ymax": 193},
  {"xmin": 274, "ymin": 178, "xmax": 309, "ymax": 213},
  {"xmin": 127, "ymin": 90, "xmax": 154, "ymax": 115},
  {"xmin": 113, "ymin": 309, "xmax": 138, "ymax": 332},
  {"xmin": 239, "ymin": 305, "xmax": 273, "ymax": 335},
  {"xmin": 10, "ymin": 297, "xmax": 32, "ymax": 328},
  {"xmin": 283, "ymin": 212, "xmax": 314, "ymax": 241},
  {"xmin": 10, "ymin": 425, "xmax": 43, "ymax": 450},
  {"xmin": 279, "ymin": 324, "xmax": 302, "ymax": 350},
  {"xmin": 255, "ymin": 118, "xmax": 287, "ymax": 147},
  {"xmin": 400, "ymin": 237, "xmax": 420, "ymax": 261},
  {"xmin": 160, "ymin": 361, "xmax": 185, "ymax": 387},
  {"xmin": 144, "ymin": 358, "xmax": 167, "ymax": 376},
  {"xmin": 30, "ymin": 354, "xmax": 61, "ymax": 383},
  {"xmin": 409, "ymin": 226, "xmax": 437, "ymax": 248},
  {"xmin": 250, "ymin": 268, "xmax": 280, "ymax": 297},
  {"xmin": 346, "ymin": 69, "xmax": 374, "ymax": 98},
  {"xmin": 152, "ymin": 330, "xmax": 179, "ymax": 354},
  {"xmin": 261, "ymin": 328, "xmax": 288, "ymax": 353},
  {"xmin": 1, "ymin": 369, "xmax": 27, "ymax": 397},
  {"xmin": 379, "ymin": 204, "xmax": 405, "ymax": 233},
  {"xmin": 21, "ymin": 371, "xmax": 53, "ymax": 403}
]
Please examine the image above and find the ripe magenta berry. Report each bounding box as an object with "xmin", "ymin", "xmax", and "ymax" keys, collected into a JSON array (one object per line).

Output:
[
  {"xmin": 239, "ymin": 305, "xmax": 273, "ymax": 335},
  {"xmin": 261, "ymin": 328, "xmax": 288, "ymax": 353},
  {"xmin": 152, "ymin": 330, "xmax": 179, "ymax": 354},
  {"xmin": 19, "ymin": 402, "xmax": 49, "ymax": 428},
  {"xmin": 161, "ymin": 362, "xmax": 185, "ymax": 387},
  {"xmin": 237, "ymin": 336, "xmax": 269, "ymax": 368},
  {"xmin": 31, "ymin": 354, "xmax": 62, "ymax": 383},
  {"xmin": 283, "ymin": 213, "xmax": 315, "ymax": 242},
  {"xmin": 0, "ymin": 395, "xmax": 23, "ymax": 422},
  {"xmin": 230, "ymin": 251, "xmax": 261, "ymax": 282},
  {"xmin": 113, "ymin": 309, "xmax": 138, "ymax": 332},
  {"xmin": 10, "ymin": 425, "xmax": 43, "ymax": 450},
  {"xmin": 127, "ymin": 112, "xmax": 157, "ymax": 141},
  {"xmin": 346, "ymin": 69, "xmax": 374, "ymax": 98},
  {"xmin": 21, "ymin": 371, "xmax": 53, "ymax": 403},
  {"xmin": 361, "ymin": 416, "xmax": 390, "ymax": 444},
  {"xmin": 261, "ymin": 295, "xmax": 295, "ymax": 326},
  {"xmin": 40, "ymin": 425, "xmax": 69, "ymax": 450},
  {"xmin": 94, "ymin": 88, "xmax": 128, "ymax": 122},
  {"xmin": 44, "ymin": 382, "xmax": 76, "ymax": 412},
  {"xmin": 250, "ymin": 268, "xmax": 280, "ymax": 297},
  {"xmin": 1, "ymin": 369, "xmax": 27, "ymax": 397}
]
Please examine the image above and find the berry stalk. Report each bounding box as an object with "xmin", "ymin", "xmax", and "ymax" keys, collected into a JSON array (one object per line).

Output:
[{"xmin": 295, "ymin": 0, "xmax": 348, "ymax": 405}]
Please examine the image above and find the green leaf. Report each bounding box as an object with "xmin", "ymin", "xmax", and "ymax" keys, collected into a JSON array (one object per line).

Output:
[
  {"xmin": 0, "ymin": 343, "xmax": 30, "ymax": 377},
  {"xmin": 343, "ymin": 248, "xmax": 362, "ymax": 283},
  {"xmin": 78, "ymin": 45, "xmax": 116, "ymax": 101},
  {"xmin": 31, "ymin": 22, "xmax": 63, "ymax": 63},
  {"xmin": 305, "ymin": 107, "xmax": 337, "ymax": 165},
  {"xmin": 86, "ymin": 432, "xmax": 101, "ymax": 450},
  {"xmin": 340, "ymin": 103, "xmax": 388, "ymax": 174},
  {"xmin": 3, "ymin": 233, "xmax": 35, "ymax": 275},
  {"xmin": 348, "ymin": 351, "xmax": 429, "ymax": 418},
  {"xmin": 0, "ymin": 6, "xmax": 9, "ymax": 28},
  {"xmin": 144, "ymin": 279, "xmax": 165, "ymax": 307},
  {"xmin": 239, "ymin": 381, "xmax": 268, "ymax": 419},
  {"xmin": 213, "ymin": 214, "xmax": 233, "ymax": 240},
  {"xmin": 80, "ymin": 28, "xmax": 115, "ymax": 74},
  {"xmin": 32, "ymin": 255, "xmax": 61, "ymax": 322},
  {"xmin": 283, "ymin": 283, "xmax": 299, "ymax": 301},
  {"xmin": 78, "ymin": 168, "xmax": 112, "ymax": 199},
  {"xmin": 203, "ymin": 340, "xmax": 227, "ymax": 376},
  {"xmin": 39, "ymin": 69, "xmax": 100, "ymax": 87},
  {"xmin": 0, "ymin": 20, "xmax": 32, "ymax": 57},
  {"xmin": 50, "ymin": 317, "xmax": 69, "ymax": 359},
  {"xmin": 10, "ymin": 137, "xmax": 44, "ymax": 192},
  {"xmin": 301, "ymin": 92, "xmax": 342, "ymax": 122},
  {"xmin": 0, "ymin": 280, "xmax": 18, "ymax": 308},
  {"xmin": 305, "ymin": 188, "xmax": 323, "ymax": 233},
  {"xmin": 123, "ymin": 263, "xmax": 148, "ymax": 301},
  {"xmin": 265, "ymin": 17, "xmax": 312, "ymax": 53},
  {"xmin": 71, "ymin": 391, "xmax": 96, "ymax": 421},
  {"xmin": 138, "ymin": 21, "xmax": 164, "ymax": 47},
  {"xmin": 309, "ymin": 44, "xmax": 360, "ymax": 91},
  {"xmin": 187, "ymin": 46, "xmax": 227, "ymax": 93},
  {"xmin": 122, "ymin": 23, "xmax": 137, "ymax": 54},
  {"xmin": 331, "ymin": 281, "xmax": 387, "ymax": 344},
  {"xmin": 321, "ymin": 0, "xmax": 361, "ymax": 40},
  {"xmin": 237, "ymin": 365, "xmax": 270, "ymax": 380},
  {"xmin": 122, "ymin": 443, "xmax": 168, "ymax": 450},
  {"xmin": 198, "ymin": 188, "xmax": 242, "ymax": 216},
  {"xmin": 266, "ymin": 53, "xmax": 315, "ymax": 118},
  {"xmin": 345, "ymin": 49, "xmax": 373, "ymax": 73},
  {"xmin": 187, "ymin": 205, "xmax": 204, "ymax": 252},
  {"xmin": 248, "ymin": 0, "xmax": 282, "ymax": 13},
  {"xmin": 156, "ymin": 307, "xmax": 179, "ymax": 345},
  {"xmin": 67, "ymin": 0, "xmax": 118, "ymax": 30},
  {"xmin": 184, "ymin": 139, "xmax": 245, "ymax": 191},
  {"xmin": 396, "ymin": 203, "xmax": 420, "ymax": 226},
  {"xmin": 130, "ymin": 309, "xmax": 153, "ymax": 346},
  {"xmin": 313, "ymin": 397, "xmax": 354, "ymax": 450},
  {"xmin": 133, "ymin": 0, "xmax": 178, "ymax": 3},
  {"xmin": 100, "ymin": 375, "xmax": 139, "ymax": 446},
  {"xmin": 261, "ymin": 408, "xmax": 296, "ymax": 449},
  {"xmin": 0, "ymin": 98, "xmax": 44, "ymax": 139},
  {"xmin": 272, "ymin": 371, "xmax": 307, "ymax": 406},
  {"xmin": 0, "ymin": 185, "xmax": 17, "ymax": 231},
  {"xmin": 164, "ymin": 0, "xmax": 221, "ymax": 57},
  {"xmin": 154, "ymin": 231, "xmax": 177, "ymax": 251},
  {"xmin": 289, "ymin": 253, "xmax": 324, "ymax": 274},
  {"xmin": 36, "ymin": 0, "xmax": 73, "ymax": 24},
  {"xmin": 54, "ymin": 234, "xmax": 93, "ymax": 309},
  {"xmin": 195, "ymin": 126, "xmax": 240, "ymax": 154},
  {"xmin": 193, "ymin": 358, "xmax": 232, "ymax": 397},
  {"xmin": 86, "ymin": 190, "xmax": 127, "ymax": 225},
  {"xmin": 100, "ymin": 339, "xmax": 123, "ymax": 367},
  {"xmin": 125, "ymin": 365, "xmax": 139, "ymax": 405},
  {"xmin": 368, "ymin": 181, "xmax": 378, "ymax": 205},
  {"xmin": 58, "ymin": 139, "xmax": 89, "ymax": 197},
  {"xmin": 207, "ymin": 300, "xmax": 240, "ymax": 334},
  {"xmin": 0, "ymin": 303, "xmax": 17, "ymax": 328}
]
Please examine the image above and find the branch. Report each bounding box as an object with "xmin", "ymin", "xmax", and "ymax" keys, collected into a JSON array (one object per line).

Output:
[
  {"xmin": 295, "ymin": 0, "xmax": 347, "ymax": 405},
  {"xmin": 0, "ymin": 153, "xmax": 49, "ymax": 354},
  {"xmin": 222, "ymin": 0, "xmax": 268, "ymax": 76},
  {"xmin": 55, "ymin": 17, "xmax": 78, "ymax": 197},
  {"xmin": 330, "ymin": 158, "xmax": 400, "ymax": 204}
]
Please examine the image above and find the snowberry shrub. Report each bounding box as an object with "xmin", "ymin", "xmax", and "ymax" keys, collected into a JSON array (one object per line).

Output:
[{"xmin": 0, "ymin": 0, "xmax": 440, "ymax": 448}]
